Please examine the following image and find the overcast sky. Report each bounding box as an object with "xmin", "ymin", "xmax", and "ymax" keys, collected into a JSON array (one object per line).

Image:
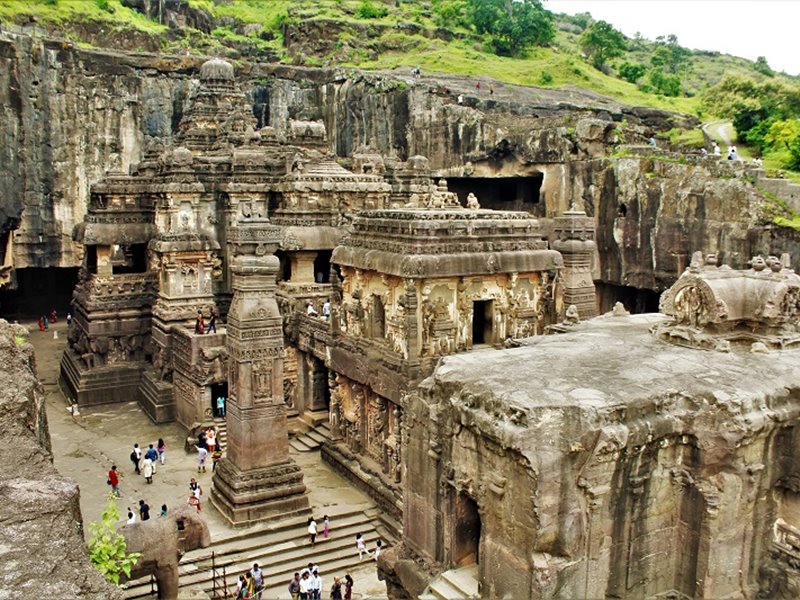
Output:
[{"xmin": 545, "ymin": 0, "xmax": 800, "ymax": 76}]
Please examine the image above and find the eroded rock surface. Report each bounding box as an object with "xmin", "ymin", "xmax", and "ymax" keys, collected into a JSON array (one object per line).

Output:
[{"xmin": 0, "ymin": 319, "xmax": 121, "ymax": 599}]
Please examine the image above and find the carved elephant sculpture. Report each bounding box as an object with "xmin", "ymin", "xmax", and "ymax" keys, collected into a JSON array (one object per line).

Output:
[{"xmin": 119, "ymin": 505, "xmax": 211, "ymax": 599}]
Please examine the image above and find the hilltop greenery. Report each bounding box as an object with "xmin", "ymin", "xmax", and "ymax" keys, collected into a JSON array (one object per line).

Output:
[{"xmin": 0, "ymin": 0, "xmax": 797, "ymax": 120}]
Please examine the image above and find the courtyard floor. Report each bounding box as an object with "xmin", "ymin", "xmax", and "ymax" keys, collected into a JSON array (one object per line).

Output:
[{"xmin": 26, "ymin": 319, "xmax": 388, "ymax": 599}]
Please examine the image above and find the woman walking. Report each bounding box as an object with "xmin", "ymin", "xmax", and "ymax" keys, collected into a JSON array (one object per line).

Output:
[{"xmin": 157, "ymin": 438, "xmax": 166, "ymax": 464}]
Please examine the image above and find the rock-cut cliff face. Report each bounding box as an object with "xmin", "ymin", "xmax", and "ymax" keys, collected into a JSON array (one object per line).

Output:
[
  {"xmin": 0, "ymin": 31, "xmax": 681, "ymax": 273},
  {"xmin": 0, "ymin": 319, "xmax": 123, "ymax": 598}
]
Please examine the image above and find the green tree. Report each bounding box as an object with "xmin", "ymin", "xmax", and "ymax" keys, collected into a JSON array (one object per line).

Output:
[
  {"xmin": 579, "ymin": 20, "xmax": 626, "ymax": 70},
  {"xmin": 466, "ymin": 0, "xmax": 555, "ymax": 56},
  {"xmin": 754, "ymin": 55, "xmax": 774, "ymax": 77},
  {"xmin": 648, "ymin": 69, "xmax": 681, "ymax": 97},
  {"xmin": 87, "ymin": 495, "xmax": 142, "ymax": 585},
  {"xmin": 651, "ymin": 34, "xmax": 691, "ymax": 74},
  {"xmin": 619, "ymin": 61, "xmax": 647, "ymax": 84}
]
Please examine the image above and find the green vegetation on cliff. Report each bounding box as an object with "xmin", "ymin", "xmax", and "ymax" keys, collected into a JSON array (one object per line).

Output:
[{"xmin": 0, "ymin": 0, "xmax": 796, "ymax": 119}]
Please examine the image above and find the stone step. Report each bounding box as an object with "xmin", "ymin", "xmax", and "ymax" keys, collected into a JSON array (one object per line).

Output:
[
  {"xmin": 289, "ymin": 437, "xmax": 315, "ymax": 452},
  {"xmin": 123, "ymin": 507, "xmax": 382, "ymax": 599},
  {"xmin": 304, "ymin": 429, "xmax": 327, "ymax": 445},
  {"xmin": 420, "ymin": 565, "xmax": 480, "ymax": 600},
  {"xmin": 442, "ymin": 564, "xmax": 479, "ymax": 598}
]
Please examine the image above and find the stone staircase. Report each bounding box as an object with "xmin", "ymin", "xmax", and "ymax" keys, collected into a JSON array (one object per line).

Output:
[
  {"xmin": 213, "ymin": 417, "xmax": 227, "ymax": 450},
  {"xmin": 419, "ymin": 564, "xmax": 480, "ymax": 600},
  {"xmin": 122, "ymin": 504, "xmax": 389, "ymax": 599},
  {"xmin": 289, "ymin": 421, "xmax": 330, "ymax": 452}
]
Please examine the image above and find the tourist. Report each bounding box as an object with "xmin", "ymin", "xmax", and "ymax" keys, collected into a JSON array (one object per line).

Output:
[
  {"xmin": 648, "ymin": 136, "xmax": 657, "ymax": 147},
  {"xmin": 307, "ymin": 516, "xmax": 318, "ymax": 547},
  {"xmin": 712, "ymin": 141, "xmax": 721, "ymax": 156},
  {"xmin": 206, "ymin": 309, "xmax": 217, "ymax": 334},
  {"xmin": 373, "ymin": 538, "xmax": 383, "ymax": 560},
  {"xmin": 195, "ymin": 311, "xmax": 205, "ymax": 334},
  {"xmin": 157, "ymin": 438, "xmax": 166, "ymax": 464},
  {"xmin": 139, "ymin": 499, "xmax": 150, "ymax": 521},
  {"xmin": 107, "ymin": 465, "xmax": 120, "ymax": 497},
  {"xmin": 235, "ymin": 574, "xmax": 247, "ymax": 599},
  {"xmin": 310, "ymin": 567, "xmax": 322, "ymax": 600},
  {"xmin": 244, "ymin": 572, "xmax": 256, "ymax": 599},
  {"xmin": 251, "ymin": 563, "xmax": 264, "ymax": 599},
  {"xmin": 66, "ymin": 312, "xmax": 72, "ymax": 326},
  {"xmin": 188, "ymin": 494, "xmax": 201, "ymax": 512},
  {"xmin": 356, "ymin": 532, "xmax": 370, "ymax": 560},
  {"xmin": 197, "ymin": 444, "xmax": 208, "ymax": 473},
  {"xmin": 731, "ymin": 145, "xmax": 739, "ymax": 160},
  {"xmin": 38, "ymin": 316, "xmax": 45, "ymax": 332},
  {"xmin": 701, "ymin": 147, "xmax": 708, "ymax": 156},
  {"xmin": 287, "ymin": 572, "xmax": 301, "ymax": 600},
  {"xmin": 159, "ymin": 504, "xmax": 168, "ymax": 517},
  {"xmin": 145, "ymin": 443, "xmax": 158, "ymax": 472},
  {"xmin": 206, "ymin": 428, "xmax": 217, "ymax": 454},
  {"xmin": 130, "ymin": 443, "xmax": 141, "ymax": 474},
  {"xmin": 344, "ymin": 574, "xmax": 353, "ymax": 600},
  {"xmin": 211, "ymin": 446, "xmax": 223, "ymax": 470},
  {"xmin": 126, "ymin": 508, "xmax": 136, "ymax": 524},
  {"xmin": 189, "ymin": 477, "xmax": 202, "ymax": 499},
  {"xmin": 753, "ymin": 157, "xmax": 763, "ymax": 167},
  {"xmin": 331, "ymin": 577, "xmax": 343, "ymax": 600},
  {"xmin": 216, "ymin": 395, "xmax": 226, "ymax": 418},
  {"xmin": 476, "ymin": 82, "xmax": 481, "ymax": 93},
  {"xmin": 142, "ymin": 456, "xmax": 154, "ymax": 484},
  {"xmin": 43, "ymin": 315, "xmax": 49, "ymax": 330},
  {"xmin": 306, "ymin": 302, "xmax": 318, "ymax": 317},
  {"xmin": 457, "ymin": 94, "xmax": 464, "ymax": 105},
  {"xmin": 198, "ymin": 429, "xmax": 208, "ymax": 450},
  {"xmin": 323, "ymin": 514, "xmax": 330, "ymax": 539},
  {"xmin": 322, "ymin": 300, "xmax": 331, "ymax": 321},
  {"xmin": 50, "ymin": 309, "xmax": 58, "ymax": 323},
  {"xmin": 299, "ymin": 571, "xmax": 311, "ymax": 600}
]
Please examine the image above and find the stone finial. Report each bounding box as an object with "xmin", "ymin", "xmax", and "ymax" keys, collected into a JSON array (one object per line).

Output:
[
  {"xmin": 767, "ymin": 256, "xmax": 782, "ymax": 272},
  {"xmin": 199, "ymin": 57, "xmax": 235, "ymax": 81},
  {"xmin": 563, "ymin": 304, "xmax": 580, "ymax": 325},
  {"xmin": 704, "ymin": 253, "xmax": 718, "ymax": 268},
  {"xmin": 612, "ymin": 302, "xmax": 629, "ymax": 317},
  {"xmin": 437, "ymin": 178, "xmax": 448, "ymax": 192},
  {"xmin": 750, "ymin": 255, "xmax": 766, "ymax": 271},
  {"xmin": 689, "ymin": 251, "xmax": 703, "ymax": 273},
  {"xmin": 466, "ymin": 192, "xmax": 480, "ymax": 210}
]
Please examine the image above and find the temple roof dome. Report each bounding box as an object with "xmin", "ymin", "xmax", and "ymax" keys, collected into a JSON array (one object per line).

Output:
[{"xmin": 199, "ymin": 57, "xmax": 235, "ymax": 81}]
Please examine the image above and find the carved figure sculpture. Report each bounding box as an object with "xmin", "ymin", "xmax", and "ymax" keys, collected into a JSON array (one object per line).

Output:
[{"xmin": 119, "ymin": 505, "xmax": 210, "ymax": 599}]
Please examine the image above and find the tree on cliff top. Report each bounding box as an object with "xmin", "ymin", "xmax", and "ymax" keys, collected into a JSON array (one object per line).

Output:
[
  {"xmin": 579, "ymin": 20, "xmax": 626, "ymax": 70},
  {"xmin": 466, "ymin": 0, "xmax": 555, "ymax": 57}
]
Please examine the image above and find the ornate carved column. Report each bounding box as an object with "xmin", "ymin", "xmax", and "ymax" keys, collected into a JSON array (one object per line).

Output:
[
  {"xmin": 551, "ymin": 209, "xmax": 597, "ymax": 319},
  {"xmin": 211, "ymin": 222, "xmax": 308, "ymax": 526}
]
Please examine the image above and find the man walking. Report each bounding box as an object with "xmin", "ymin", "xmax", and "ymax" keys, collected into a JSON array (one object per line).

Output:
[
  {"xmin": 107, "ymin": 465, "xmax": 120, "ymax": 497},
  {"xmin": 145, "ymin": 443, "xmax": 158, "ymax": 473},
  {"xmin": 130, "ymin": 443, "xmax": 141, "ymax": 474}
]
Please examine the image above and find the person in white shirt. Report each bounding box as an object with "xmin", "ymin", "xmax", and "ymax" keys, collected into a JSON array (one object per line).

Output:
[
  {"xmin": 308, "ymin": 517, "xmax": 318, "ymax": 547},
  {"xmin": 126, "ymin": 508, "xmax": 136, "ymax": 524},
  {"xmin": 356, "ymin": 532, "xmax": 370, "ymax": 560}
]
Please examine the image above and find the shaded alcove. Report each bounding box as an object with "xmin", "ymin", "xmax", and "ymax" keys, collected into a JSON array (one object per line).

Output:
[
  {"xmin": 0, "ymin": 267, "xmax": 79, "ymax": 317},
  {"xmin": 596, "ymin": 282, "xmax": 661, "ymax": 314},
  {"xmin": 453, "ymin": 491, "xmax": 481, "ymax": 567},
  {"xmin": 447, "ymin": 175, "xmax": 545, "ymax": 216}
]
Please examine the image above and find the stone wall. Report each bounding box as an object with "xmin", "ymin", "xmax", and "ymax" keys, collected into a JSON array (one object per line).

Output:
[{"xmin": 0, "ymin": 319, "xmax": 122, "ymax": 598}]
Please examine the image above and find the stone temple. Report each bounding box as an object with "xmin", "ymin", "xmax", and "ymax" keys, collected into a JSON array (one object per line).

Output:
[{"xmin": 40, "ymin": 57, "xmax": 800, "ymax": 598}]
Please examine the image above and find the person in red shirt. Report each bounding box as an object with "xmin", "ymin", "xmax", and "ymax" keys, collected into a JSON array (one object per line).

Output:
[{"xmin": 107, "ymin": 465, "xmax": 120, "ymax": 497}]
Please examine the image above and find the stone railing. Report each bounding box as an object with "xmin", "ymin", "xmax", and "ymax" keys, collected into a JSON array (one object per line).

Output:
[{"xmin": 78, "ymin": 272, "xmax": 158, "ymax": 310}]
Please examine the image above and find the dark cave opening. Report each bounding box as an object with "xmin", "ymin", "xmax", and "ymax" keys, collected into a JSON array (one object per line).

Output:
[{"xmin": 446, "ymin": 175, "xmax": 545, "ymax": 216}]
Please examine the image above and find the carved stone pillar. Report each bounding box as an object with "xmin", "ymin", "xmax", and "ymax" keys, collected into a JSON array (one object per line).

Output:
[
  {"xmin": 211, "ymin": 225, "xmax": 308, "ymax": 526},
  {"xmin": 551, "ymin": 209, "xmax": 597, "ymax": 319},
  {"xmin": 290, "ymin": 251, "xmax": 318, "ymax": 284}
]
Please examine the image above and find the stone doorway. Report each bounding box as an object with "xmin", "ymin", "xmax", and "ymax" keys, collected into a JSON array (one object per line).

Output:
[
  {"xmin": 472, "ymin": 300, "xmax": 493, "ymax": 345},
  {"xmin": 454, "ymin": 491, "xmax": 481, "ymax": 567},
  {"xmin": 210, "ymin": 382, "xmax": 227, "ymax": 418}
]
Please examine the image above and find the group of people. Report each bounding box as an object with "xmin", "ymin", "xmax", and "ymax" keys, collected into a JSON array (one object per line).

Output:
[
  {"xmin": 196, "ymin": 427, "xmax": 222, "ymax": 473},
  {"xmin": 129, "ymin": 440, "xmax": 166, "ymax": 484},
  {"xmin": 306, "ymin": 516, "xmax": 383, "ymax": 561},
  {"xmin": 234, "ymin": 562, "xmax": 355, "ymax": 600},
  {"xmin": 125, "ymin": 500, "xmax": 168, "ymax": 523},
  {"xmin": 305, "ymin": 300, "xmax": 331, "ymax": 320},
  {"xmin": 194, "ymin": 309, "xmax": 218, "ymax": 334}
]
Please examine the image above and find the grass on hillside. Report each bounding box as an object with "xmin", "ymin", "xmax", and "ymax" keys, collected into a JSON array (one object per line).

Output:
[{"xmin": 0, "ymin": 0, "xmax": 167, "ymax": 34}]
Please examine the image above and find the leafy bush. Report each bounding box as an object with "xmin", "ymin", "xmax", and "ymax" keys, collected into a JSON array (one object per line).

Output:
[
  {"xmin": 466, "ymin": 0, "xmax": 554, "ymax": 57},
  {"xmin": 539, "ymin": 71, "xmax": 553, "ymax": 85},
  {"xmin": 87, "ymin": 495, "xmax": 142, "ymax": 585},
  {"xmin": 356, "ymin": 0, "xmax": 389, "ymax": 19},
  {"xmin": 648, "ymin": 69, "xmax": 681, "ymax": 97},
  {"xmin": 619, "ymin": 62, "xmax": 646, "ymax": 84}
]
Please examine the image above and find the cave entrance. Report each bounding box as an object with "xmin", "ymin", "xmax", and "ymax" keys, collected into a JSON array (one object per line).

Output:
[
  {"xmin": 211, "ymin": 382, "xmax": 228, "ymax": 418},
  {"xmin": 596, "ymin": 283, "xmax": 661, "ymax": 314},
  {"xmin": 314, "ymin": 250, "xmax": 332, "ymax": 284},
  {"xmin": 446, "ymin": 175, "xmax": 544, "ymax": 216},
  {"xmin": 0, "ymin": 267, "xmax": 79, "ymax": 318},
  {"xmin": 111, "ymin": 243, "xmax": 148, "ymax": 274},
  {"xmin": 472, "ymin": 300, "xmax": 493, "ymax": 345},
  {"xmin": 454, "ymin": 492, "xmax": 481, "ymax": 567}
]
